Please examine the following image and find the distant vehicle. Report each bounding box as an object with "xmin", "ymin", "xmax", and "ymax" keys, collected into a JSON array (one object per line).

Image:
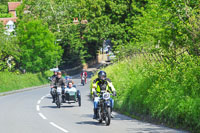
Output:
[
  {"xmin": 50, "ymin": 68, "xmax": 59, "ymax": 72},
  {"xmin": 100, "ymin": 44, "xmax": 116, "ymax": 62},
  {"xmin": 106, "ymin": 51, "xmax": 116, "ymax": 62}
]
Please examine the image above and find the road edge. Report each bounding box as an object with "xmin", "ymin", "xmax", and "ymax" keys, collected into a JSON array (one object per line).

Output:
[{"xmin": 0, "ymin": 84, "xmax": 49, "ymax": 97}]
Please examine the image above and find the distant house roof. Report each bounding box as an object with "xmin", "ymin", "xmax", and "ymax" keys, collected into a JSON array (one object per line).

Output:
[
  {"xmin": 0, "ymin": 17, "xmax": 17, "ymax": 25},
  {"xmin": 8, "ymin": 2, "xmax": 21, "ymax": 11}
]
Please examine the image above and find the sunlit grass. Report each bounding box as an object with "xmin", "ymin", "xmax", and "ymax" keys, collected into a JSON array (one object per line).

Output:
[
  {"xmin": 91, "ymin": 55, "xmax": 200, "ymax": 132},
  {"xmin": 0, "ymin": 71, "xmax": 51, "ymax": 93}
]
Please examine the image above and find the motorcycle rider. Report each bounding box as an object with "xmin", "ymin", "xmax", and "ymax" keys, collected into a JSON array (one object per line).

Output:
[
  {"xmin": 51, "ymin": 71, "xmax": 57, "ymax": 80},
  {"xmin": 81, "ymin": 69, "xmax": 87, "ymax": 84},
  {"xmin": 50, "ymin": 71, "xmax": 57, "ymax": 102},
  {"xmin": 50, "ymin": 71, "xmax": 67, "ymax": 103},
  {"xmin": 65, "ymin": 75, "xmax": 73, "ymax": 87},
  {"xmin": 91, "ymin": 70, "xmax": 116, "ymax": 119}
]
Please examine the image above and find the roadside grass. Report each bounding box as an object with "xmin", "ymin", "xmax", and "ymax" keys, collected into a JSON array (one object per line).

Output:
[
  {"xmin": 0, "ymin": 71, "xmax": 51, "ymax": 93},
  {"xmin": 91, "ymin": 55, "xmax": 200, "ymax": 132}
]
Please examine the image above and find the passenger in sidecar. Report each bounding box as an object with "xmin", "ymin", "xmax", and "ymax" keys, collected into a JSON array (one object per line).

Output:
[{"xmin": 64, "ymin": 81, "xmax": 81, "ymax": 106}]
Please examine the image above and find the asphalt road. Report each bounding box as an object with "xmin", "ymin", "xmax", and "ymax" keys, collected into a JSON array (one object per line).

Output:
[{"xmin": 0, "ymin": 75, "xmax": 187, "ymax": 133}]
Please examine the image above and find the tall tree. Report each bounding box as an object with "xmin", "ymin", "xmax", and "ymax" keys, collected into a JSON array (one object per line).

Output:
[{"xmin": 17, "ymin": 19, "xmax": 63, "ymax": 72}]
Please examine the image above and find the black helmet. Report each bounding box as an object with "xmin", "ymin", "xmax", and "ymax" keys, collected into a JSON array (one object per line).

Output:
[
  {"xmin": 53, "ymin": 71, "xmax": 57, "ymax": 74},
  {"xmin": 98, "ymin": 71, "xmax": 106, "ymax": 81}
]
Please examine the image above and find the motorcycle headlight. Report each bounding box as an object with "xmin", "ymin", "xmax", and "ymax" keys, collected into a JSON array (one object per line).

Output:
[{"xmin": 103, "ymin": 92, "xmax": 110, "ymax": 100}]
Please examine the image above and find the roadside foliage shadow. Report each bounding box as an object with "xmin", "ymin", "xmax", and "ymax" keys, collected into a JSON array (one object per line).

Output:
[{"xmin": 41, "ymin": 105, "xmax": 75, "ymax": 109}]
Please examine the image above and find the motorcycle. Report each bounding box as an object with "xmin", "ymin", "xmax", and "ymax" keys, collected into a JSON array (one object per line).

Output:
[
  {"xmin": 97, "ymin": 90, "xmax": 112, "ymax": 126},
  {"xmin": 52, "ymin": 86, "xmax": 62, "ymax": 108},
  {"xmin": 81, "ymin": 76, "xmax": 85, "ymax": 86},
  {"xmin": 64, "ymin": 86, "xmax": 81, "ymax": 107}
]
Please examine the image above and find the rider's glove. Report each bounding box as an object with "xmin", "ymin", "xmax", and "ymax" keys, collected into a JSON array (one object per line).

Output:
[{"xmin": 113, "ymin": 91, "xmax": 117, "ymax": 96}]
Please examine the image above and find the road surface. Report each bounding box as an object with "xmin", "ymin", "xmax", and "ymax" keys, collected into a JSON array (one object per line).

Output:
[{"xmin": 0, "ymin": 74, "xmax": 187, "ymax": 133}]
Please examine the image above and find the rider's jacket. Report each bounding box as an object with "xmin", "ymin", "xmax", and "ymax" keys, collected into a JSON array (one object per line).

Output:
[
  {"xmin": 51, "ymin": 77, "xmax": 66, "ymax": 87},
  {"xmin": 92, "ymin": 78, "xmax": 115, "ymax": 95},
  {"xmin": 81, "ymin": 72, "xmax": 87, "ymax": 78},
  {"xmin": 51, "ymin": 74, "xmax": 57, "ymax": 81}
]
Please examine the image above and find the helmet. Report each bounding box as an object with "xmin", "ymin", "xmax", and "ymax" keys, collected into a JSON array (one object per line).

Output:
[
  {"xmin": 53, "ymin": 71, "xmax": 57, "ymax": 74},
  {"xmin": 98, "ymin": 71, "xmax": 106, "ymax": 81}
]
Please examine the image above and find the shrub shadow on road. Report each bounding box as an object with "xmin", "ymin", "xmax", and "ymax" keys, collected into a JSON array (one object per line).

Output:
[
  {"xmin": 126, "ymin": 127, "xmax": 186, "ymax": 133},
  {"xmin": 41, "ymin": 105, "xmax": 75, "ymax": 109}
]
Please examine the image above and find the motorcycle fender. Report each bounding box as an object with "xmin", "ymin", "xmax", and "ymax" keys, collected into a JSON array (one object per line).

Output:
[{"xmin": 105, "ymin": 101, "xmax": 111, "ymax": 107}]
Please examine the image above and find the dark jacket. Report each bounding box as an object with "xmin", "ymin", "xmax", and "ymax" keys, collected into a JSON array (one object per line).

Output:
[{"xmin": 51, "ymin": 77, "xmax": 66, "ymax": 87}]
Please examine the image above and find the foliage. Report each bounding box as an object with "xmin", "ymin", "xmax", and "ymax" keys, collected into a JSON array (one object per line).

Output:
[
  {"xmin": 116, "ymin": 0, "xmax": 200, "ymax": 57},
  {"xmin": 16, "ymin": 19, "xmax": 63, "ymax": 72},
  {"xmin": 0, "ymin": 22, "xmax": 20, "ymax": 71},
  {"xmin": 0, "ymin": 71, "xmax": 51, "ymax": 93},
  {"xmin": 0, "ymin": 13, "xmax": 12, "ymax": 18},
  {"xmin": 92, "ymin": 54, "xmax": 200, "ymax": 132},
  {"xmin": 0, "ymin": 1, "xmax": 19, "ymax": 18}
]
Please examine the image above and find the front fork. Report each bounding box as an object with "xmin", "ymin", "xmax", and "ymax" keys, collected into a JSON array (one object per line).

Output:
[{"xmin": 98, "ymin": 100, "xmax": 111, "ymax": 120}]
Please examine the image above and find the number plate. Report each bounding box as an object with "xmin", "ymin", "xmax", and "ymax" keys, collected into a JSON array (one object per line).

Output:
[{"xmin": 57, "ymin": 87, "xmax": 62, "ymax": 93}]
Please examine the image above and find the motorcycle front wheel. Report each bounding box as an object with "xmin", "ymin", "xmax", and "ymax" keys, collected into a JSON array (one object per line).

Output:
[
  {"xmin": 98, "ymin": 109, "xmax": 102, "ymax": 123},
  {"xmin": 105, "ymin": 107, "xmax": 111, "ymax": 126},
  {"xmin": 77, "ymin": 90, "xmax": 81, "ymax": 107},
  {"xmin": 56, "ymin": 95, "xmax": 61, "ymax": 108}
]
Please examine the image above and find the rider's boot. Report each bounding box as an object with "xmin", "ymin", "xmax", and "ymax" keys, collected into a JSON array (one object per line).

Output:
[
  {"xmin": 93, "ymin": 108, "xmax": 98, "ymax": 119},
  {"xmin": 52, "ymin": 93, "xmax": 56, "ymax": 103},
  {"xmin": 52, "ymin": 97, "xmax": 55, "ymax": 103},
  {"xmin": 61, "ymin": 95, "xmax": 66, "ymax": 103}
]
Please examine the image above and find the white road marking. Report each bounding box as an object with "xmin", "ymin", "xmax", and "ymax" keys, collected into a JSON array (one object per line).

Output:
[
  {"xmin": 50, "ymin": 122, "xmax": 68, "ymax": 133},
  {"xmin": 38, "ymin": 113, "xmax": 47, "ymax": 120},
  {"xmin": 37, "ymin": 94, "xmax": 69, "ymax": 132},
  {"xmin": 36, "ymin": 105, "xmax": 40, "ymax": 111},
  {"xmin": 41, "ymin": 96, "xmax": 45, "ymax": 100},
  {"xmin": 37, "ymin": 100, "xmax": 41, "ymax": 104}
]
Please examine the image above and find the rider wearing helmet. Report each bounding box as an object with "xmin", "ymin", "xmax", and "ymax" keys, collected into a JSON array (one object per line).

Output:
[
  {"xmin": 50, "ymin": 71, "xmax": 67, "ymax": 103},
  {"xmin": 50, "ymin": 71, "xmax": 58, "ymax": 102},
  {"xmin": 91, "ymin": 70, "xmax": 116, "ymax": 119},
  {"xmin": 51, "ymin": 71, "xmax": 57, "ymax": 80}
]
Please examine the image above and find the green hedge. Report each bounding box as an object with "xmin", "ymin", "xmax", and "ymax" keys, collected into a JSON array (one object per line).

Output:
[
  {"xmin": 91, "ymin": 54, "xmax": 200, "ymax": 132},
  {"xmin": 0, "ymin": 71, "xmax": 51, "ymax": 93}
]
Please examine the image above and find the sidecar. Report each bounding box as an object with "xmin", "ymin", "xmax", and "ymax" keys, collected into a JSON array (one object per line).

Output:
[{"xmin": 64, "ymin": 86, "xmax": 81, "ymax": 106}]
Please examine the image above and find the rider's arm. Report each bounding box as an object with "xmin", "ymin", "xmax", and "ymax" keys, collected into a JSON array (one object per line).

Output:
[
  {"xmin": 50, "ymin": 78, "xmax": 56, "ymax": 88},
  {"xmin": 91, "ymin": 78, "xmax": 98, "ymax": 94},
  {"xmin": 62, "ymin": 78, "xmax": 67, "ymax": 88},
  {"xmin": 107, "ymin": 78, "xmax": 116, "ymax": 92}
]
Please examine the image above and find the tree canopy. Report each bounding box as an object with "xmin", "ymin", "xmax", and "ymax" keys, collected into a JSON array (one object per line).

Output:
[
  {"xmin": 1, "ymin": 0, "xmax": 199, "ymax": 72},
  {"xmin": 17, "ymin": 19, "xmax": 63, "ymax": 72}
]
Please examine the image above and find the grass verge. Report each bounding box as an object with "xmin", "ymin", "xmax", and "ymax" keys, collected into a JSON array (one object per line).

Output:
[
  {"xmin": 91, "ymin": 54, "xmax": 200, "ymax": 132},
  {"xmin": 0, "ymin": 71, "xmax": 51, "ymax": 93}
]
